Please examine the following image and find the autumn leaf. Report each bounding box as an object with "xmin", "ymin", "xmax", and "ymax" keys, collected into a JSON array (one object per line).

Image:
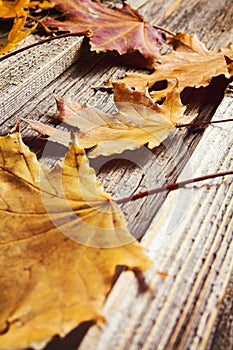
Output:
[
  {"xmin": 24, "ymin": 83, "xmax": 188, "ymax": 158},
  {"xmin": 0, "ymin": 0, "xmax": 37, "ymax": 54},
  {"xmin": 0, "ymin": 0, "xmax": 28, "ymax": 18},
  {"xmin": 29, "ymin": 0, "xmax": 55, "ymax": 10},
  {"xmin": 43, "ymin": 0, "xmax": 162, "ymax": 60},
  {"xmin": 115, "ymin": 33, "xmax": 233, "ymax": 101},
  {"xmin": 0, "ymin": 130, "xmax": 152, "ymax": 349}
]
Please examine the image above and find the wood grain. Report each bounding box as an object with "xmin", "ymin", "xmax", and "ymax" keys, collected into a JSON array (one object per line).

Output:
[
  {"xmin": 78, "ymin": 83, "xmax": 233, "ymax": 350},
  {"xmin": 0, "ymin": 36, "xmax": 84, "ymax": 123},
  {"xmin": 208, "ymin": 270, "xmax": 233, "ymax": 350},
  {"xmin": 0, "ymin": 0, "xmax": 232, "ymax": 349}
]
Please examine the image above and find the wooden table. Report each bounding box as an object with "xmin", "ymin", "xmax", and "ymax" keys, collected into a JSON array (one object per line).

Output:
[{"xmin": 0, "ymin": 0, "xmax": 233, "ymax": 349}]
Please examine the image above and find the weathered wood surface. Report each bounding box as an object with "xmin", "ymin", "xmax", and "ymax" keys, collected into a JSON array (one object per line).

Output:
[
  {"xmin": 0, "ymin": 0, "xmax": 232, "ymax": 349},
  {"xmin": 78, "ymin": 86, "xmax": 233, "ymax": 350},
  {"xmin": 0, "ymin": 36, "xmax": 84, "ymax": 123}
]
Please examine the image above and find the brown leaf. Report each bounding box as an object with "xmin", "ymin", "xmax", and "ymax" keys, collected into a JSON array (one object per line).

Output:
[
  {"xmin": 0, "ymin": 0, "xmax": 37, "ymax": 54},
  {"xmin": 43, "ymin": 0, "xmax": 162, "ymax": 60},
  {"xmin": 0, "ymin": 131, "xmax": 152, "ymax": 349},
  {"xmin": 115, "ymin": 33, "xmax": 233, "ymax": 100},
  {"xmin": 24, "ymin": 83, "xmax": 188, "ymax": 158}
]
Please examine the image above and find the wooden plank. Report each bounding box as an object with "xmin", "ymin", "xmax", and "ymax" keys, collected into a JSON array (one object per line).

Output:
[
  {"xmin": 1, "ymin": 0, "xmax": 232, "ymax": 129},
  {"xmin": 0, "ymin": 0, "xmax": 232, "ymax": 348},
  {"xmin": 0, "ymin": 36, "xmax": 84, "ymax": 123},
  {"xmin": 208, "ymin": 270, "xmax": 233, "ymax": 350},
  {"xmin": 140, "ymin": 0, "xmax": 233, "ymax": 50},
  {"xmin": 0, "ymin": 0, "xmax": 231, "ymax": 233},
  {"xmin": 77, "ymin": 86, "xmax": 233, "ymax": 350}
]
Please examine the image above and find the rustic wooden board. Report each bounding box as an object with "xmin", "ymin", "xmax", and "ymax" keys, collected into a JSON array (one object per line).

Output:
[
  {"xmin": 0, "ymin": 36, "xmax": 84, "ymax": 123},
  {"xmin": 78, "ymin": 85, "xmax": 233, "ymax": 350},
  {"xmin": 0, "ymin": 0, "xmax": 232, "ymax": 349},
  {"xmin": 1, "ymin": 0, "xmax": 231, "ymax": 234},
  {"xmin": 209, "ymin": 269, "xmax": 233, "ymax": 350}
]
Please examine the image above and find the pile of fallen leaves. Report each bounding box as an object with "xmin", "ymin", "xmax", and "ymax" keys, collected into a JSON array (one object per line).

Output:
[
  {"xmin": 24, "ymin": 31, "xmax": 233, "ymax": 156},
  {"xmin": 0, "ymin": 1, "xmax": 233, "ymax": 349}
]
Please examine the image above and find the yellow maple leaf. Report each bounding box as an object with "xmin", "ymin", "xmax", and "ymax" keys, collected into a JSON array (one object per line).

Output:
[
  {"xmin": 0, "ymin": 131, "xmax": 152, "ymax": 349},
  {"xmin": 0, "ymin": 0, "xmax": 28, "ymax": 18},
  {"xmin": 0, "ymin": 0, "xmax": 37, "ymax": 54},
  {"xmin": 24, "ymin": 83, "xmax": 187, "ymax": 158},
  {"xmin": 29, "ymin": 0, "xmax": 55, "ymax": 10},
  {"xmin": 115, "ymin": 33, "xmax": 233, "ymax": 101}
]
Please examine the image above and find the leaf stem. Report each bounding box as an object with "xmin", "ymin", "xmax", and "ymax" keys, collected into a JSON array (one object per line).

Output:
[
  {"xmin": 115, "ymin": 170, "xmax": 233, "ymax": 204},
  {"xmin": 176, "ymin": 118, "xmax": 233, "ymax": 128},
  {"xmin": 27, "ymin": 14, "xmax": 54, "ymax": 34},
  {"xmin": 152, "ymin": 25, "xmax": 175, "ymax": 36}
]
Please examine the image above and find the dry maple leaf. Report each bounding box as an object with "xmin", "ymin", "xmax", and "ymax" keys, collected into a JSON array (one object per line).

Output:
[
  {"xmin": 24, "ymin": 83, "xmax": 188, "ymax": 158},
  {"xmin": 0, "ymin": 0, "xmax": 28, "ymax": 18},
  {"xmin": 43, "ymin": 0, "xmax": 162, "ymax": 59},
  {"xmin": 29, "ymin": 0, "xmax": 55, "ymax": 10},
  {"xmin": 0, "ymin": 0, "xmax": 37, "ymax": 54},
  {"xmin": 0, "ymin": 131, "xmax": 152, "ymax": 349},
  {"xmin": 115, "ymin": 32, "xmax": 233, "ymax": 100}
]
